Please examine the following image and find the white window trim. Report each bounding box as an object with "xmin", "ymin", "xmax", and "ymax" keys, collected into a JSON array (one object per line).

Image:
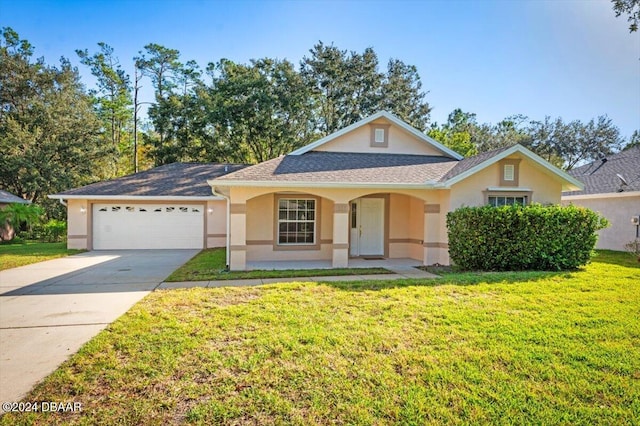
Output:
[{"xmin": 277, "ymin": 198, "xmax": 317, "ymax": 246}]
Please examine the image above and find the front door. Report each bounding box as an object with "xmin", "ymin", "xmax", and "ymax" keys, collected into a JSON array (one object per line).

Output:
[{"xmin": 350, "ymin": 198, "xmax": 384, "ymax": 257}]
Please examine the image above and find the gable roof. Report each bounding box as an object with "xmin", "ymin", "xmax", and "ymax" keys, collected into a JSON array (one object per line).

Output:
[
  {"xmin": 210, "ymin": 152, "xmax": 459, "ymax": 188},
  {"xmin": 441, "ymin": 144, "xmax": 583, "ymax": 191},
  {"xmin": 49, "ymin": 163, "xmax": 247, "ymax": 200},
  {"xmin": 564, "ymin": 146, "xmax": 640, "ymax": 196},
  {"xmin": 0, "ymin": 190, "xmax": 31, "ymax": 204},
  {"xmin": 210, "ymin": 144, "xmax": 583, "ymax": 191},
  {"xmin": 288, "ymin": 111, "xmax": 464, "ymax": 160}
]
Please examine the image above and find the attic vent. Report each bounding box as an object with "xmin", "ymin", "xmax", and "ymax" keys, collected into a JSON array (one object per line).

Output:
[
  {"xmin": 374, "ymin": 128, "xmax": 385, "ymax": 143},
  {"xmin": 504, "ymin": 164, "xmax": 515, "ymax": 181}
]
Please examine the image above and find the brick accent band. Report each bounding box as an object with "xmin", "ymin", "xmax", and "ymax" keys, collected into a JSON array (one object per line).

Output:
[
  {"xmin": 207, "ymin": 233, "xmax": 226, "ymax": 238},
  {"xmin": 423, "ymin": 242, "xmax": 448, "ymax": 248},
  {"xmin": 229, "ymin": 245, "xmax": 246, "ymax": 251},
  {"xmin": 424, "ymin": 204, "xmax": 440, "ymax": 214},
  {"xmin": 389, "ymin": 238, "xmax": 422, "ymax": 244},
  {"xmin": 333, "ymin": 243, "xmax": 349, "ymax": 249},
  {"xmin": 334, "ymin": 203, "xmax": 349, "ymax": 213},
  {"xmin": 230, "ymin": 203, "xmax": 246, "ymax": 214},
  {"xmin": 67, "ymin": 235, "xmax": 87, "ymax": 239}
]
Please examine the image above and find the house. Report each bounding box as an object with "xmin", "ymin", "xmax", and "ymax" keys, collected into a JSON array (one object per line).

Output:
[
  {"xmin": 50, "ymin": 112, "xmax": 582, "ymax": 265},
  {"xmin": 562, "ymin": 146, "xmax": 640, "ymax": 251},
  {"xmin": 207, "ymin": 111, "xmax": 583, "ymax": 270},
  {"xmin": 48, "ymin": 163, "xmax": 246, "ymax": 250},
  {"xmin": 0, "ymin": 190, "xmax": 31, "ymax": 241},
  {"xmin": 0, "ymin": 190, "xmax": 31, "ymax": 209}
]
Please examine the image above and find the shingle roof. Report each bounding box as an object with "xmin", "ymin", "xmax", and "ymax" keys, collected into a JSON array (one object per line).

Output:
[
  {"xmin": 439, "ymin": 146, "xmax": 513, "ymax": 181},
  {"xmin": 56, "ymin": 163, "xmax": 247, "ymax": 197},
  {"xmin": 564, "ymin": 146, "xmax": 640, "ymax": 195},
  {"xmin": 0, "ymin": 190, "xmax": 30, "ymax": 204},
  {"xmin": 211, "ymin": 152, "xmax": 460, "ymax": 185}
]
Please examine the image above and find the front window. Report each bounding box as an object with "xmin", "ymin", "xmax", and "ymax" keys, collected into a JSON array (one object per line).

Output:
[
  {"xmin": 488, "ymin": 195, "xmax": 527, "ymax": 207},
  {"xmin": 278, "ymin": 199, "xmax": 316, "ymax": 244}
]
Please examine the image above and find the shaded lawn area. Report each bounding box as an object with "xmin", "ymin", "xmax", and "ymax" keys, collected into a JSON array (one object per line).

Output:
[
  {"xmin": 165, "ymin": 248, "xmax": 391, "ymax": 281},
  {"xmin": 0, "ymin": 241, "xmax": 83, "ymax": 271},
  {"xmin": 3, "ymin": 251, "xmax": 639, "ymax": 425}
]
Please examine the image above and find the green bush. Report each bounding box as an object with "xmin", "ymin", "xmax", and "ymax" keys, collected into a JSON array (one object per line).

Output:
[
  {"xmin": 23, "ymin": 219, "xmax": 67, "ymax": 242},
  {"xmin": 446, "ymin": 204, "xmax": 609, "ymax": 271}
]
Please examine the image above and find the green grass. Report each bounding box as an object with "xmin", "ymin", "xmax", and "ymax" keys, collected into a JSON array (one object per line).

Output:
[
  {"xmin": 165, "ymin": 248, "xmax": 391, "ymax": 281},
  {"xmin": 3, "ymin": 251, "xmax": 639, "ymax": 425},
  {"xmin": 0, "ymin": 241, "xmax": 83, "ymax": 271}
]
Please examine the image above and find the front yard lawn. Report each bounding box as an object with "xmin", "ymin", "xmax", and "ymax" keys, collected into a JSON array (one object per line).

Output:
[
  {"xmin": 165, "ymin": 247, "xmax": 391, "ymax": 281},
  {"xmin": 3, "ymin": 251, "xmax": 639, "ymax": 424},
  {"xmin": 0, "ymin": 241, "xmax": 83, "ymax": 271}
]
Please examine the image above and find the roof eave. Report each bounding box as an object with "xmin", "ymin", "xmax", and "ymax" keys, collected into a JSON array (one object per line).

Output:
[
  {"xmin": 48, "ymin": 194, "xmax": 224, "ymax": 201},
  {"xmin": 207, "ymin": 179, "xmax": 443, "ymax": 190}
]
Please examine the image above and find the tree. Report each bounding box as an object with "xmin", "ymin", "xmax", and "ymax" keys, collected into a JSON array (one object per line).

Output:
[
  {"xmin": 428, "ymin": 109, "xmax": 478, "ymax": 157},
  {"xmin": 381, "ymin": 59, "xmax": 431, "ymax": 130},
  {"xmin": 527, "ymin": 116, "xmax": 622, "ymax": 169},
  {"xmin": 612, "ymin": 0, "xmax": 640, "ymax": 31},
  {"xmin": 76, "ymin": 43, "xmax": 133, "ymax": 176},
  {"xmin": 301, "ymin": 43, "xmax": 387, "ymax": 135},
  {"xmin": 0, "ymin": 27, "xmax": 104, "ymax": 218},
  {"xmin": 206, "ymin": 58, "xmax": 315, "ymax": 163},
  {"xmin": 0, "ymin": 203, "xmax": 43, "ymax": 241},
  {"xmin": 624, "ymin": 130, "xmax": 640, "ymax": 150},
  {"xmin": 136, "ymin": 44, "xmax": 182, "ymax": 164}
]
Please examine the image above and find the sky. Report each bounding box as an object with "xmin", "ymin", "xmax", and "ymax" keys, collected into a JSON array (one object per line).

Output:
[{"xmin": 2, "ymin": 0, "xmax": 639, "ymax": 140}]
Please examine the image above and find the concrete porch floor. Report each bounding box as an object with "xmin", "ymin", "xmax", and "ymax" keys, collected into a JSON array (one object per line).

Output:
[
  {"xmin": 246, "ymin": 257, "xmax": 422, "ymax": 270},
  {"xmin": 245, "ymin": 257, "xmax": 433, "ymax": 279}
]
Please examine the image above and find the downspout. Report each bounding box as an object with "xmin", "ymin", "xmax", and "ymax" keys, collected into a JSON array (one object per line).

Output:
[{"xmin": 59, "ymin": 199, "xmax": 67, "ymax": 207}]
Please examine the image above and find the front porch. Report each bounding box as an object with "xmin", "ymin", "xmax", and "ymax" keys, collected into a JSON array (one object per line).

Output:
[{"xmin": 227, "ymin": 189, "xmax": 451, "ymax": 271}]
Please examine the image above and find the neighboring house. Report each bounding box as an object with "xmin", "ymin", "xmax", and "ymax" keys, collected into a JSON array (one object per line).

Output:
[
  {"xmin": 0, "ymin": 190, "xmax": 31, "ymax": 209},
  {"xmin": 562, "ymin": 146, "xmax": 640, "ymax": 251},
  {"xmin": 49, "ymin": 163, "xmax": 246, "ymax": 250},
  {"xmin": 0, "ymin": 190, "xmax": 31, "ymax": 241},
  {"xmin": 51, "ymin": 111, "xmax": 582, "ymax": 265},
  {"xmin": 208, "ymin": 111, "xmax": 582, "ymax": 270}
]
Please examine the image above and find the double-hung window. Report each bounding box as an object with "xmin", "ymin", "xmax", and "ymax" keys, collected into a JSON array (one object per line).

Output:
[{"xmin": 277, "ymin": 199, "xmax": 316, "ymax": 244}]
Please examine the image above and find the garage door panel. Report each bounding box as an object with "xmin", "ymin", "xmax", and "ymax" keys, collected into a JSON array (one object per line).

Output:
[{"xmin": 93, "ymin": 204, "xmax": 204, "ymax": 249}]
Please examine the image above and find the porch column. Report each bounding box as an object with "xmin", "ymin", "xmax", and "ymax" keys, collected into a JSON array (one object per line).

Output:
[
  {"xmin": 229, "ymin": 202, "xmax": 247, "ymax": 271},
  {"xmin": 423, "ymin": 203, "xmax": 441, "ymax": 265},
  {"xmin": 332, "ymin": 203, "xmax": 350, "ymax": 268}
]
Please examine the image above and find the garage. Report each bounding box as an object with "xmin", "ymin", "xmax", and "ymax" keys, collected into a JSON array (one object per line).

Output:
[{"xmin": 92, "ymin": 203, "xmax": 204, "ymax": 249}]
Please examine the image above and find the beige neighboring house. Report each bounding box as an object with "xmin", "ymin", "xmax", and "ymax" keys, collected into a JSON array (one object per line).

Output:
[
  {"xmin": 562, "ymin": 146, "xmax": 640, "ymax": 251},
  {"xmin": 208, "ymin": 111, "xmax": 583, "ymax": 270},
  {"xmin": 0, "ymin": 190, "xmax": 31, "ymax": 241}
]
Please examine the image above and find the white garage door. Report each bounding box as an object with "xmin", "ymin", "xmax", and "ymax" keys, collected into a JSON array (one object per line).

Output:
[{"xmin": 93, "ymin": 204, "xmax": 204, "ymax": 249}]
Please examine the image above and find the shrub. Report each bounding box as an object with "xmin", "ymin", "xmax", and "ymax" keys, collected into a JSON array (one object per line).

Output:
[
  {"xmin": 22, "ymin": 219, "xmax": 67, "ymax": 242},
  {"xmin": 446, "ymin": 204, "xmax": 609, "ymax": 271}
]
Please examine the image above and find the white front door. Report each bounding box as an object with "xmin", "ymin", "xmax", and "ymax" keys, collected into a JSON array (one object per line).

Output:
[{"xmin": 349, "ymin": 198, "xmax": 384, "ymax": 257}]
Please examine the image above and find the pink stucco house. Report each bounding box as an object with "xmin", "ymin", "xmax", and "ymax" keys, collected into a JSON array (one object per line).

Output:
[{"xmin": 51, "ymin": 111, "xmax": 582, "ymax": 270}]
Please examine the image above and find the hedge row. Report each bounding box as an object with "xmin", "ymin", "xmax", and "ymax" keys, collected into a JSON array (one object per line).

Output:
[{"xmin": 446, "ymin": 204, "xmax": 608, "ymax": 271}]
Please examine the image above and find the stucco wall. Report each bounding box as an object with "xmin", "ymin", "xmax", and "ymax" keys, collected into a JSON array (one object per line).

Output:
[
  {"xmin": 562, "ymin": 194, "xmax": 640, "ymax": 251},
  {"xmin": 206, "ymin": 200, "xmax": 227, "ymax": 248},
  {"xmin": 449, "ymin": 155, "xmax": 563, "ymax": 210},
  {"xmin": 67, "ymin": 199, "xmax": 89, "ymax": 249},
  {"xmin": 315, "ymin": 119, "xmax": 444, "ymax": 156}
]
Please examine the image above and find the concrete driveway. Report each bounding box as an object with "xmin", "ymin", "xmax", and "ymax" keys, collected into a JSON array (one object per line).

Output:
[{"xmin": 0, "ymin": 250, "xmax": 198, "ymax": 403}]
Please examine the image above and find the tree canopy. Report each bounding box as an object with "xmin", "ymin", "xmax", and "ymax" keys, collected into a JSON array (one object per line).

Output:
[{"xmin": 0, "ymin": 27, "xmax": 637, "ymax": 220}]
